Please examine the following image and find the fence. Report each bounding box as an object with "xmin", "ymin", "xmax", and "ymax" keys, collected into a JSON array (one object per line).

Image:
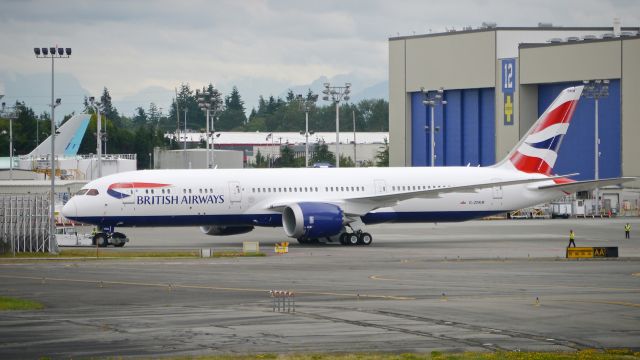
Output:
[{"xmin": 0, "ymin": 194, "xmax": 53, "ymax": 254}]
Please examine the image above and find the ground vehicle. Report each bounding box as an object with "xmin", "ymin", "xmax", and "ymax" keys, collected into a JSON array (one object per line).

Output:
[{"xmin": 55, "ymin": 225, "xmax": 128, "ymax": 247}]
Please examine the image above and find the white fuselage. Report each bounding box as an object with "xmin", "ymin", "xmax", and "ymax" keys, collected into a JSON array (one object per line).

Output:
[{"xmin": 62, "ymin": 167, "xmax": 563, "ymax": 228}]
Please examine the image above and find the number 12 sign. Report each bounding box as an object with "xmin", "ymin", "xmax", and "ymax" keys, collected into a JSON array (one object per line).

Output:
[{"xmin": 502, "ymin": 58, "xmax": 516, "ymax": 126}]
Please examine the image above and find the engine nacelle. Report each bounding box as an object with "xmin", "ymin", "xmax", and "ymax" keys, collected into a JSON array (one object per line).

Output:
[
  {"xmin": 200, "ymin": 225, "xmax": 254, "ymax": 236},
  {"xmin": 282, "ymin": 202, "xmax": 343, "ymax": 239}
]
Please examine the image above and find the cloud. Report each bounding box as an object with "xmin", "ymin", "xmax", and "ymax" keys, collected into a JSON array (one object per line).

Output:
[{"xmin": 1, "ymin": 0, "xmax": 638, "ymax": 116}]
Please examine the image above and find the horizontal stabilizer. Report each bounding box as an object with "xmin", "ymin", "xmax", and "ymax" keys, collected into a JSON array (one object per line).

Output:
[{"xmin": 537, "ymin": 177, "xmax": 637, "ymax": 193}]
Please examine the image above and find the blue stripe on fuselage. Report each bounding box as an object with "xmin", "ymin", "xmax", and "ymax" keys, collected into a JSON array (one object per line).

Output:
[{"xmin": 68, "ymin": 210, "xmax": 508, "ymax": 228}]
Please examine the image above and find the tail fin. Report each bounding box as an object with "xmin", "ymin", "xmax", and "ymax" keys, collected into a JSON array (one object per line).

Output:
[{"xmin": 496, "ymin": 86, "xmax": 583, "ymax": 175}]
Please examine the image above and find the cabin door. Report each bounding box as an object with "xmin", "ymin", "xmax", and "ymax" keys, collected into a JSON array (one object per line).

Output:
[{"xmin": 228, "ymin": 181, "xmax": 242, "ymax": 210}]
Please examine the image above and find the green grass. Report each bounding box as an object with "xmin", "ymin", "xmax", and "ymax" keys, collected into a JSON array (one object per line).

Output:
[
  {"xmin": 0, "ymin": 296, "xmax": 44, "ymax": 311},
  {"xmin": 158, "ymin": 350, "xmax": 640, "ymax": 360},
  {"xmin": 0, "ymin": 249, "xmax": 266, "ymax": 259},
  {"xmin": 213, "ymin": 251, "xmax": 266, "ymax": 258}
]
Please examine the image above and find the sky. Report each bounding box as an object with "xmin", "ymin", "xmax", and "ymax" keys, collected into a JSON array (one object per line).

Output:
[{"xmin": 0, "ymin": 0, "xmax": 638, "ymax": 118}]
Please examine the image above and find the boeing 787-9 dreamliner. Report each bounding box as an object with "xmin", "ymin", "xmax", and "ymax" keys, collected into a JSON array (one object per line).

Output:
[{"xmin": 62, "ymin": 86, "xmax": 633, "ymax": 246}]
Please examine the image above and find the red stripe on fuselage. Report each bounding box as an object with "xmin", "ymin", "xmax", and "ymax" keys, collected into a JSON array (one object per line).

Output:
[{"xmin": 108, "ymin": 182, "xmax": 170, "ymax": 190}]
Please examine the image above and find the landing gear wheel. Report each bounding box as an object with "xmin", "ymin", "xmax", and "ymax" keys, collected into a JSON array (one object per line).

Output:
[
  {"xmin": 297, "ymin": 237, "xmax": 309, "ymax": 245},
  {"xmin": 347, "ymin": 233, "xmax": 359, "ymax": 246},
  {"xmin": 94, "ymin": 234, "xmax": 107, "ymax": 247},
  {"xmin": 359, "ymin": 232, "xmax": 373, "ymax": 246},
  {"xmin": 339, "ymin": 233, "xmax": 349, "ymax": 245}
]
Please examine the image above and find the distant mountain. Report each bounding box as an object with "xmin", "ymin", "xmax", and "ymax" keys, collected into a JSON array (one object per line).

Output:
[
  {"xmin": 1, "ymin": 71, "xmax": 388, "ymax": 121},
  {"xmin": 0, "ymin": 71, "xmax": 90, "ymax": 122},
  {"xmin": 115, "ymin": 86, "xmax": 175, "ymax": 117},
  {"xmin": 278, "ymin": 73, "xmax": 388, "ymax": 104}
]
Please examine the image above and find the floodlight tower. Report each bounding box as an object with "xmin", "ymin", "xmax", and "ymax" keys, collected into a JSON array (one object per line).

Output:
[
  {"xmin": 297, "ymin": 93, "xmax": 318, "ymax": 167},
  {"xmin": 422, "ymin": 87, "xmax": 447, "ymax": 167},
  {"xmin": 582, "ymin": 79, "xmax": 609, "ymax": 216},
  {"xmin": 88, "ymin": 96, "xmax": 103, "ymax": 178},
  {"xmin": 197, "ymin": 87, "xmax": 223, "ymax": 168},
  {"xmin": 1, "ymin": 101, "xmax": 20, "ymax": 180},
  {"xmin": 34, "ymin": 46, "xmax": 71, "ymax": 254},
  {"xmin": 322, "ymin": 82, "xmax": 351, "ymax": 168}
]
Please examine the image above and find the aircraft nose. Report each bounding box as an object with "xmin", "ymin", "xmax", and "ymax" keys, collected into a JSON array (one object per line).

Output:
[{"xmin": 61, "ymin": 199, "xmax": 77, "ymax": 220}]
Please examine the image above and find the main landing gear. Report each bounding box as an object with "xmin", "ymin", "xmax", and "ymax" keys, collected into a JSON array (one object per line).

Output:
[
  {"xmin": 339, "ymin": 231, "xmax": 373, "ymax": 246},
  {"xmin": 297, "ymin": 231, "xmax": 373, "ymax": 246}
]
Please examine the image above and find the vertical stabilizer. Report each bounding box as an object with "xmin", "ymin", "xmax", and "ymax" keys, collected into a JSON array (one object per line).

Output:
[
  {"xmin": 496, "ymin": 86, "xmax": 583, "ymax": 175},
  {"xmin": 28, "ymin": 113, "xmax": 91, "ymax": 157}
]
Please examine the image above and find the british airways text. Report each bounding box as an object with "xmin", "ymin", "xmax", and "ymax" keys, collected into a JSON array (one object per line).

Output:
[{"xmin": 136, "ymin": 195, "xmax": 225, "ymax": 205}]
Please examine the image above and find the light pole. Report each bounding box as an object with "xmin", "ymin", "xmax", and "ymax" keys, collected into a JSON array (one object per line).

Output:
[
  {"xmin": 1, "ymin": 100, "xmax": 19, "ymax": 180},
  {"xmin": 322, "ymin": 82, "xmax": 351, "ymax": 167},
  {"xmin": 183, "ymin": 108, "xmax": 188, "ymax": 150},
  {"xmin": 266, "ymin": 133, "xmax": 273, "ymax": 168},
  {"xmin": 582, "ymin": 79, "xmax": 609, "ymax": 216},
  {"xmin": 197, "ymin": 87, "xmax": 223, "ymax": 168},
  {"xmin": 35, "ymin": 46, "xmax": 70, "ymax": 254},
  {"xmin": 422, "ymin": 87, "xmax": 447, "ymax": 167},
  {"xmin": 88, "ymin": 96, "xmax": 102, "ymax": 178},
  {"xmin": 296, "ymin": 94, "xmax": 318, "ymax": 167},
  {"xmin": 352, "ymin": 110, "xmax": 356, "ymax": 166},
  {"xmin": 212, "ymin": 132, "xmax": 220, "ymax": 167}
]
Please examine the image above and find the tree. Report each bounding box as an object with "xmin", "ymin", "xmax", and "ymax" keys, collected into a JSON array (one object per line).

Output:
[
  {"xmin": 169, "ymin": 83, "xmax": 206, "ymax": 134},
  {"xmin": 133, "ymin": 107, "xmax": 148, "ymax": 127},
  {"xmin": 276, "ymin": 145, "xmax": 298, "ymax": 167},
  {"xmin": 218, "ymin": 86, "xmax": 247, "ymax": 130},
  {"xmin": 339, "ymin": 155, "xmax": 355, "ymax": 167},
  {"xmin": 311, "ymin": 141, "xmax": 335, "ymax": 165},
  {"xmin": 100, "ymin": 87, "xmax": 121, "ymax": 125},
  {"xmin": 253, "ymin": 149, "xmax": 268, "ymax": 168},
  {"xmin": 148, "ymin": 102, "xmax": 162, "ymax": 129},
  {"xmin": 375, "ymin": 138, "xmax": 389, "ymax": 167}
]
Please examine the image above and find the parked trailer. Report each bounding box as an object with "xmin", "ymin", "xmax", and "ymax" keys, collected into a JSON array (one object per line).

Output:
[{"xmin": 551, "ymin": 203, "xmax": 572, "ymax": 219}]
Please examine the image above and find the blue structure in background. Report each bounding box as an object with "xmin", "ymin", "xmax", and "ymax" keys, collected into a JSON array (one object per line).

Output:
[
  {"xmin": 411, "ymin": 88, "xmax": 495, "ymax": 167},
  {"xmin": 537, "ymin": 80, "xmax": 621, "ymax": 181}
]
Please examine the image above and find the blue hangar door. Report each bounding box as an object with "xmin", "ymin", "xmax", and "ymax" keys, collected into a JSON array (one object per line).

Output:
[
  {"xmin": 411, "ymin": 88, "xmax": 495, "ymax": 167},
  {"xmin": 537, "ymin": 80, "xmax": 621, "ymax": 181}
]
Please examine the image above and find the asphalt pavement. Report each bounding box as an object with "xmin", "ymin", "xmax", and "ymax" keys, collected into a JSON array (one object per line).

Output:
[{"xmin": 1, "ymin": 218, "xmax": 639, "ymax": 357}]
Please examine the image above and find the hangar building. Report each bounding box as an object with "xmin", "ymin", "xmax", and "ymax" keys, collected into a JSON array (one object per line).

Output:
[{"xmin": 388, "ymin": 25, "xmax": 640, "ymax": 191}]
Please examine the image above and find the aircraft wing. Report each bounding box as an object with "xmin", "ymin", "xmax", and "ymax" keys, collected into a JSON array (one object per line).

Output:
[
  {"xmin": 268, "ymin": 175, "xmax": 568, "ymax": 216},
  {"xmin": 536, "ymin": 177, "xmax": 636, "ymax": 193}
]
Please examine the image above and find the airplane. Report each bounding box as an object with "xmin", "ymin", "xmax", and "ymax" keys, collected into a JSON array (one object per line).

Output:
[{"xmin": 62, "ymin": 86, "xmax": 634, "ymax": 247}]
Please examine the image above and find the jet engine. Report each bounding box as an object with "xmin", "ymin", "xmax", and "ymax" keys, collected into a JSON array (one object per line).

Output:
[
  {"xmin": 282, "ymin": 202, "xmax": 343, "ymax": 239},
  {"xmin": 200, "ymin": 225, "xmax": 254, "ymax": 236}
]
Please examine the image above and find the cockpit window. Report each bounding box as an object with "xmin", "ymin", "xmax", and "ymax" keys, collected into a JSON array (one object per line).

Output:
[
  {"xmin": 75, "ymin": 189, "xmax": 88, "ymax": 196},
  {"xmin": 86, "ymin": 189, "xmax": 99, "ymax": 196}
]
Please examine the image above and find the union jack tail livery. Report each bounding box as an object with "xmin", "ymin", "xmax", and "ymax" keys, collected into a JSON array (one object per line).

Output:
[{"xmin": 498, "ymin": 86, "xmax": 583, "ymax": 175}]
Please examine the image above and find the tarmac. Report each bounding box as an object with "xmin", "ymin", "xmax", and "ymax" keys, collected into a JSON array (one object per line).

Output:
[{"xmin": 1, "ymin": 218, "xmax": 639, "ymax": 357}]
